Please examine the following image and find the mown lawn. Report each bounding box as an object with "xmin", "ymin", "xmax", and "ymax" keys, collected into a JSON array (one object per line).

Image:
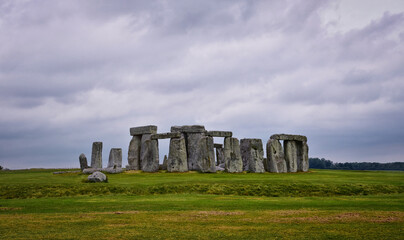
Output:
[{"xmin": 0, "ymin": 169, "xmax": 403, "ymax": 239}]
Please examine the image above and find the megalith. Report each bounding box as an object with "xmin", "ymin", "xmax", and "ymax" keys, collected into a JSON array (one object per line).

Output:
[
  {"xmin": 91, "ymin": 142, "xmax": 103, "ymax": 169},
  {"xmin": 140, "ymin": 134, "xmax": 159, "ymax": 172},
  {"xmin": 167, "ymin": 137, "xmax": 188, "ymax": 172},
  {"xmin": 107, "ymin": 148, "xmax": 122, "ymax": 169},
  {"xmin": 197, "ymin": 136, "xmax": 216, "ymax": 173},
  {"xmin": 284, "ymin": 140, "xmax": 298, "ymax": 172},
  {"xmin": 216, "ymin": 147, "xmax": 225, "ymax": 166},
  {"xmin": 224, "ymin": 137, "xmax": 243, "ymax": 173},
  {"xmin": 240, "ymin": 139, "xmax": 265, "ymax": 173},
  {"xmin": 298, "ymin": 141, "xmax": 309, "ymax": 172},
  {"xmin": 79, "ymin": 153, "xmax": 89, "ymax": 171},
  {"xmin": 127, "ymin": 135, "xmax": 141, "ymax": 170},
  {"xmin": 266, "ymin": 139, "xmax": 287, "ymax": 173}
]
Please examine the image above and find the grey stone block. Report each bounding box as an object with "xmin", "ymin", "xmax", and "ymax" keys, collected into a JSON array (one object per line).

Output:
[
  {"xmin": 170, "ymin": 125, "xmax": 206, "ymax": 133},
  {"xmin": 186, "ymin": 132, "xmax": 205, "ymax": 171},
  {"xmin": 150, "ymin": 132, "xmax": 181, "ymax": 140},
  {"xmin": 270, "ymin": 134, "xmax": 307, "ymax": 142},
  {"xmin": 216, "ymin": 147, "xmax": 225, "ymax": 166},
  {"xmin": 127, "ymin": 135, "xmax": 141, "ymax": 170},
  {"xmin": 298, "ymin": 141, "xmax": 309, "ymax": 172},
  {"xmin": 87, "ymin": 171, "xmax": 107, "ymax": 182},
  {"xmin": 266, "ymin": 139, "xmax": 287, "ymax": 173},
  {"xmin": 91, "ymin": 142, "xmax": 102, "ymax": 169},
  {"xmin": 240, "ymin": 139, "xmax": 265, "ymax": 173},
  {"xmin": 197, "ymin": 136, "xmax": 216, "ymax": 173},
  {"xmin": 167, "ymin": 137, "xmax": 188, "ymax": 172},
  {"xmin": 130, "ymin": 125, "xmax": 157, "ymax": 136},
  {"xmin": 206, "ymin": 131, "xmax": 232, "ymax": 137},
  {"xmin": 79, "ymin": 153, "xmax": 89, "ymax": 171},
  {"xmin": 224, "ymin": 137, "xmax": 243, "ymax": 173},
  {"xmin": 284, "ymin": 140, "xmax": 298, "ymax": 172},
  {"xmin": 140, "ymin": 134, "xmax": 160, "ymax": 172},
  {"xmin": 107, "ymin": 148, "xmax": 122, "ymax": 169}
]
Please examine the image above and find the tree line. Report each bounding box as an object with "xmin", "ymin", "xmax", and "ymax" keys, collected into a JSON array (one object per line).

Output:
[{"xmin": 309, "ymin": 158, "xmax": 404, "ymax": 171}]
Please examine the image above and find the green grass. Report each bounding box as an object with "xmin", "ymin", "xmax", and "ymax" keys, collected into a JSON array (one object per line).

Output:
[{"xmin": 0, "ymin": 169, "xmax": 403, "ymax": 239}]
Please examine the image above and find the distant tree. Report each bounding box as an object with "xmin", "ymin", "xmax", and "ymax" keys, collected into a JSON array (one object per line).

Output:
[
  {"xmin": 0, "ymin": 165, "xmax": 3, "ymax": 170},
  {"xmin": 309, "ymin": 158, "xmax": 404, "ymax": 171}
]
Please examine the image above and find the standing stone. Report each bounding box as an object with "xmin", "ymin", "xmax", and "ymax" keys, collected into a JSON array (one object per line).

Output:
[
  {"xmin": 140, "ymin": 134, "xmax": 159, "ymax": 172},
  {"xmin": 216, "ymin": 147, "xmax": 225, "ymax": 166},
  {"xmin": 266, "ymin": 139, "xmax": 287, "ymax": 173},
  {"xmin": 240, "ymin": 139, "xmax": 265, "ymax": 173},
  {"xmin": 79, "ymin": 153, "xmax": 89, "ymax": 171},
  {"xmin": 107, "ymin": 148, "xmax": 122, "ymax": 169},
  {"xmin": 167, "ymin": 137, "xmax": 188, "ymax": 172},
  {"xmin": 185, "ymin": 133, "xmax": 205, "ymax": 171},
  {"xmin": 284, "ymin": 140, "xmax": 298, "ymax": 172},
  {"xmin": 224, "ymin": 137, "xmax": 243, "ymax": 173},
  {"xmin": 298, "ymin": 141, "xmax": 309, "ymax": 172},
  {"xmin": 91, "ymin": 142, "xmax": 103, "ymax": 169},
  {"xmin": 197, "ymin": 136, "xmax": 216, "ymax": 173},
  {"xmin": 127, "ymin": 135, "xmax": 141, "ymax": 170},
  {"xmin": 161, "ymin": 155, "xmax": 168, "ymax": 170}
]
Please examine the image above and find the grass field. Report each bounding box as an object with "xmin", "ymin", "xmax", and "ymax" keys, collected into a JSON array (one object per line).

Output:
[{"xmin": 0, "ymin": 169, "xmax": 403, "ymax": 239}]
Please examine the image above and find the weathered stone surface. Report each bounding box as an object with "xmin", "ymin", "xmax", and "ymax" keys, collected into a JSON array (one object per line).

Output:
[
  {"xmin": 130, "ymin": 125, "xmax": 157, "ymax": 136},
  {"xmin": 150, "ymin": 132, "xmax": 181, "ymax": 140},
  {"xmin": 240, "ymin": 139, "xmax": 265, "ymax": 173},
  {"xmin": 216, "ymin": 165, "xmax": 225, "ymax": 171},
  {"xmin": 270, "ymin": 134, "xmax": 307, "ymax": 142},
  {"xmin": 127, "ymin": 135, "xmax": 141, "ymax": 170},
  {"xmin": 103, "ymin": 168, "xmax": 124, "ymax": 174},
  {"xmin": 186, "ymin": 133, "xmax": 205, "ymax": 171},
  {"xmin": 298, "ymin": 142, "xmax": 309, "ymax": 172},
  {"xmin": 79, "ymin": 153, "xmax": 89, "ymax": 171},
  {"xmin": 216, "ymin": 147, "xmax": 225, "ymax": 166},
  {"xmin": 91, "ymin": 142, "xmax": 103, "ymax": 169},
  {"xmin": 265, "ymin": 139, "xmax": 287, "ymax": 173},
  {"xmin": 196, "ymin": 136, "xmax": 216, "ymax": 173},
  {"xmin": 167, "ymin": 137, "xmax": 188, "ymax": 172},
  {"xmin": 140, "ymin": 134, "xmax": 159, "ymax": 172},
  {"xmin": 206, "ymin": 131, "xmax": 232, "ymax": 137},
  {"xmin": 87, "ymin": 171, "xmax": 107, "ymax": 182},
  {"xmin": 284, "ymin": 140, "xmax": 298, "ymax": 172},
  {"xmin": 224, "ymin": 137, "xmax": 243, "ymax": 173},
  {"xmin": 214, "ymin": 143, "xmax": 223, "ymax": 148},
  {"xmin": 171, "ymin": 125, "xmax": 206, "ymax": 133},
  {"xmin": 160, "ymin": 155, "xmax": 168, "ymax": 170},
  {"xmin": 107, "ymin": 148, "xmax": 122, "ymax": 169}
]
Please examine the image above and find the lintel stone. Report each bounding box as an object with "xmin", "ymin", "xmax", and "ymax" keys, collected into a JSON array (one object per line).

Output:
[
  {"xmin": 170, "ymin": 125, "xmax": 206, "ymax": 133},
  {"xmin": 206, "ymin": 131, "xmax": 232, "ymax": 137},
  {"xmin": 130, "ymin": 125, "xmax": 157, "ymax": 136},
  {"xmin": 270, "ymin": 134, "xmax": 307, "ymax": 142},
  {"xmin": 151, "ymin": 132, "xmax": 181, "ymax": 140}
]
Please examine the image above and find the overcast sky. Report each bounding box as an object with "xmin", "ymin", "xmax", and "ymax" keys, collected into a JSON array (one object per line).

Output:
[{"xmin": 1, "ymin": 0, "xmax": 404, "ymax": 169}]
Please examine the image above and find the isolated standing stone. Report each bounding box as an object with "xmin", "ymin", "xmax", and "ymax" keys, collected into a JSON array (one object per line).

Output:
[
  {"xmin": 79, "ymin": 153, "xmax": 89, "ymax": 171},
  {"xmin": 140, "ymin": 134, "xmax": 159, "ymax": 172},
  {"xmin": 284, "ymin": 140, "xmax": 298, "ymax": 172},
  {"xmin": 87, "ymin": 171, "xmax": 107, "ymax": 182},
  {"xmin": 266, "ymin": 139, "xmax": 287, "ymax": 173},
  {"xmin": 127, "ymin": 135, "xmax": 141, "ymax": 170},
  {"xmin": 167, "ymin": 137, "xmax": 188, "ymax": 172},
  {"xmin": 107, "ymin": 148, "xmax": 122, "ymax": 169},
  {"xmin": 91, "ymin": 142, "xmax": 103, "ymax": 169},
  {"xmin": 197, "ymin": 136, "xmax": 216, "ymax": 173},
  {"xmin": 240, "ymin": 139, "xmax": 265, "ymax": 173},
  {"xmin": 224, "ymin": 137, "xmax": 243, "ymax": 173}
]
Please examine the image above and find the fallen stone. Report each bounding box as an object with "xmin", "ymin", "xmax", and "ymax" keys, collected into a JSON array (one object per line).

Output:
[
  {"xmin": 171, "ymin": 125, "xmax": 206, "ymax": 133},
  {"xmin": 167, "ymin": 137, "xmax": 188, "ymax": 172},
  {"xmin": 150, "ymin": 132, "xmax": 181, "ymax": 140},
  {"xmin": 103, "ymin": 168, "xmax": 124, "ymax": 174},
  {"xmin": 240, "ymin": 139, "xmax": 265, "ymax": 173},
  {"xmin": 224, "ymin": 137, "xmax": 243, "ymax": 173},
  {"xmin": 270, "ymin": 134, "xmax": 307, "ymax": 142},
  {"xmin": 206, "ymin": 131, "xmax": 232, "ymax": 137},
  {"xmin": 130, "ymin": 125, "xmax": 158, "ymax": 136},
  {"xmin": 107, "ymin": 148, "xmax": 122, "ymax": 169},
  {"xmin": 79, "ymin": 153, "xmax": 89, "ymax": 171},
  {"xmin": 87, "ymin": 171, "xmax": 107, "ymax": 182},
  {"xmin": 186, "ymin": 132, "xmax": 205, "ymax": 171},
  {"xmin": 284, "ymin": 140, "xmax": 298, "ymax": 172},
  {"xmin": 53, "ymin": 170, "xmax": 81, "ymax": 174},
  {"xmin": 266, "ymin": 139, "xmax": 287, "ymax": 173},
  {"xmin": 127, "ymin": 135, "xmax": 141, "ymax": 170},
  {"xmin": 83, "ymin": 168, "xmax": 102, "ymax": 174},
  {"xmin": 197, "ymin": 136, "xmax": 216, "ymax": 173},
  {"xmin": 216, "ymin": 165, "xmax": 225, "ymax": 171},
  {"xmin": 140, "ymin": 134, "xmax": 159, "ymax": 172},
  {"xmin": 216, "ymin": 147, "xmax": 225, "ymax": 166},
  {"xmin": 91, "ymin": 142, "xmax": 103, "ymax": 169}
]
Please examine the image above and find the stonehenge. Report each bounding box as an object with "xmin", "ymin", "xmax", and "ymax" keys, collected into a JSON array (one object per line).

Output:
[{"xmin": 81, "ymin": 125, "xmax": 309, "ymax": 174}]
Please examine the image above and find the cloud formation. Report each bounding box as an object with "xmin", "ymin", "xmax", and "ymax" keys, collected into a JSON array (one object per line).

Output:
[{"xmin": 0, "ymin": 0, "xmax": 403, "ymax": 168}]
